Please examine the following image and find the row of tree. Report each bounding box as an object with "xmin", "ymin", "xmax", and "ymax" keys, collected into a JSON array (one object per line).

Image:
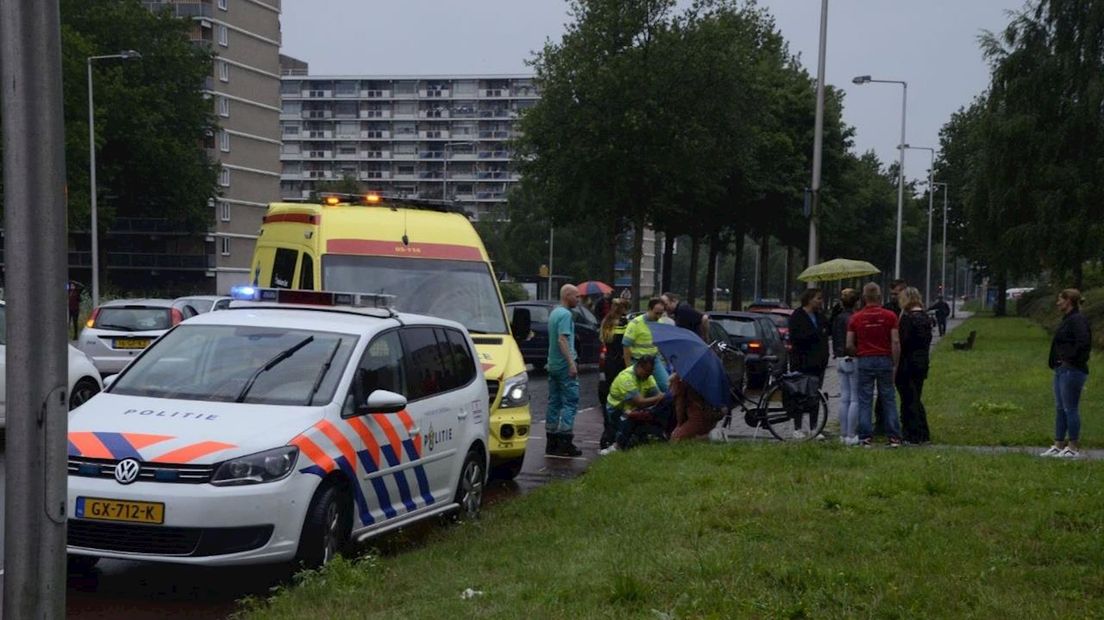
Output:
[
  {"xmin": 510, "ymin": 0, "xmax": 933, "ymax": 307},
  {"xmin": 936, "ymin": 0, "xmax": 1104, "ymax": 314}
]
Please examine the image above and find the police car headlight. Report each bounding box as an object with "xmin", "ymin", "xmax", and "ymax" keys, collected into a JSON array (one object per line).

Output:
[
  {"xmin": 499, "ymin": 371, "xmax": 529, "ymax": 409},
  {"xmin": 211, "ymin": 446, "xmax": 299, "ymax": 486}
]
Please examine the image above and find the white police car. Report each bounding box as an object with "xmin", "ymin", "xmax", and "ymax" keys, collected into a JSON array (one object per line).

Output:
[{"xmin": 66, "ymin": 288, "xmax": 489, "ymax": 569}]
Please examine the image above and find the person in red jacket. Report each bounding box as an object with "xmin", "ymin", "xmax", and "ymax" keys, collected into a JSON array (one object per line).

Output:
[{"xmin": 846, "ymin": 282, "xmax": 902, "ymax": 447}]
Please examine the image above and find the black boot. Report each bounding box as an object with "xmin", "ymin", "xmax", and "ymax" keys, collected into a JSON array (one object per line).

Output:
[
  {"xmin": 544, "ymin": 432, "xmax": 559, "ymax": 455},
  {"xmin": 557, "ymin": 433, "xmax": 583, "ymax": 457}
]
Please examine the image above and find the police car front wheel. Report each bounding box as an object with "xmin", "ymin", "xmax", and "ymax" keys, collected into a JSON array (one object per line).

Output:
[
  {"xmin": 452, "ymin": 448, "xmax": 485, "ymax": 522},
  {"xmin": 295, "ymin": 481, "xmax": 352, "ymax": 569}
]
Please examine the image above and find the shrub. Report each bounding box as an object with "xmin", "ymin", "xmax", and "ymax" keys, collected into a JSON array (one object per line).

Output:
[{"xmin": 499, "ymin": 281, "xmax": 529, "ymax": 303}]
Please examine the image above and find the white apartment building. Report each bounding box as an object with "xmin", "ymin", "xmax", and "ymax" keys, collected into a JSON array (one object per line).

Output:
[{"xmin": 278, "ymin": 74, "xmax": 539, "ymax": 219}]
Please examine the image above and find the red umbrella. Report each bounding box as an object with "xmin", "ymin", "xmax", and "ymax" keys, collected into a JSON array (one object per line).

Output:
[{"xmin": 577, "ymin": 280, "xmax": 613, "ymax": 296}]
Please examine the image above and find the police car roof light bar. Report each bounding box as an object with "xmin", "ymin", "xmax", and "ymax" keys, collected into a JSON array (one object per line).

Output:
[{"xmin": 229, "ymin": 286, "xmax": 397, "ymax": 312}]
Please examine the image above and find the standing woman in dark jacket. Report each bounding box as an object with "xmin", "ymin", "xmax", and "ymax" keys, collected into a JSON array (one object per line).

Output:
[
  {"xmin": 1042, "ymin": 289, "xmax": 1092, "ymax": 458},
  {"xmin": 787, "ymin": 288, "xmax": 830, "ymax": 439},
  {"xmin": 896, "ymin": 287, "xmax": 933, "ymax": 444}
]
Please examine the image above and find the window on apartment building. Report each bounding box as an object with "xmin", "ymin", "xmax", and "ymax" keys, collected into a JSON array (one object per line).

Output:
[
  {"xmin": 218, "ymin": 0, "xmax": 228, "ymax": 10},
  {"xmin": 219, "ymin": 201, "xmax": 230, "ymax": 222},
  {"xmin": 219, "ymin": 167, "xmax": 230, "ymax": 187},
  {"xmin": 281, "ymin": 143, "xmax": 301, "ymax": 154},
  {"xmin": 282, "ymin": 123, "xmax": 300, "ymax": 136},
  {"xmin": 221, "ymin": 237, "xmax": 231, "ymax": 256},
  {"xmin": 219, "ymin": 131, "xmax": 230, "ymax": 152},
  {"xmin": 218, "ymin": 96, "xmax": 230, "ymax": 117},
  {"xmin": 218, "ymin": 60, "xmax": 229, "ymax": 82},
  {"xmin": 218, "ymin": 25, "xmax": 228, "ymax": 47}
]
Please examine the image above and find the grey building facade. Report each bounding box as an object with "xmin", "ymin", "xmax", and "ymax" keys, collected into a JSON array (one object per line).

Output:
[
  {"xmin": 277, "ymin": 74, "xmax": 539, "ymax": 219},
  {"xmin": 145, "ymin": 0, "xmax": 282, "ymax": 292}
]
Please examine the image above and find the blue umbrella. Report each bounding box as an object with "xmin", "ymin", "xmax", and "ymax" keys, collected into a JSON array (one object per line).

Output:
[{"xmin": 646, "ymin": 322, "xmax": 731, "ymax": 408}]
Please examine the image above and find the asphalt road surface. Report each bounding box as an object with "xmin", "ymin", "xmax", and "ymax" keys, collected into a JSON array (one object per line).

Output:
[{"xmin": 0, "ymin": 367, "xmax": 603, "ymax": 619}]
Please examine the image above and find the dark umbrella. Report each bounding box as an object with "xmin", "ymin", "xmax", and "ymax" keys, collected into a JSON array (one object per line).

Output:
[{"xmin": 646, "ymin": 322, "xmax": 731, "ymax": 408}]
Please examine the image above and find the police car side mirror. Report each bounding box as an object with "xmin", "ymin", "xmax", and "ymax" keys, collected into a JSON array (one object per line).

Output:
[
  {"xmin": 102, "ymin": 374, "xmax": 117, "ymax": 390},
  {"xmin": 510, "ymin": 308, "xmax": 531, "ymax": 343},
  {"xmin": 361, "ymin": 390, "xmax": 407, "ymax": 415}
]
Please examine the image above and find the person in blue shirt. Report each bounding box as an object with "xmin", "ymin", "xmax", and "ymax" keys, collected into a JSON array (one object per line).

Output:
[{"xmin": 546, "ymin": 284, "xmax": 582, "ymax": 457}]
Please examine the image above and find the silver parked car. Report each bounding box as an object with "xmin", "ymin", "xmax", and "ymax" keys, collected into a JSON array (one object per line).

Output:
[
  {"xmin": 0, "ymin": 301, "xmax": 102, "ymax": 426},
  {"xmin": 174, "ymin": 295, "xmax": 232, "ymax": 314},
  {"xmin": 76, "ymin": 299, "xmax": 198, "ymax": 375}
]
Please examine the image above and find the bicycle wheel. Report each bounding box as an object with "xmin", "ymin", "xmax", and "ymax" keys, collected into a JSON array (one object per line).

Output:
[{"xmin": 759, "ymin": 382, "xmax": 796, "ymax": 441}]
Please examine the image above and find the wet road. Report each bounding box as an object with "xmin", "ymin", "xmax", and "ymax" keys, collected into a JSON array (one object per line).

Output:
[{"xmin": 1, "ymin": 367, "xmax": 603, "ymax": 619}]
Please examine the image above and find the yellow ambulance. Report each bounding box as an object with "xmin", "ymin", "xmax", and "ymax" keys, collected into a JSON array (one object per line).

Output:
[{"xmin": 248, "ymin": 194, "xmax": 531, "ymax": 478}]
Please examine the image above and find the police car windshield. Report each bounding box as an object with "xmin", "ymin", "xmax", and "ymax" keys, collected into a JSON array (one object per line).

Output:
[
  {"xmin": 110, "ymin": 325, "xmax": 357, "ymax": 406},
  {"xmin": 322, "ymin": 255, "xmax": 508, "ymax": 334}
]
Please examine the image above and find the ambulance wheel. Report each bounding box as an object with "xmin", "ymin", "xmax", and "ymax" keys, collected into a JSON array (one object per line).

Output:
[
  {"xmin": 491, "ymin": 456, "xmax": 523, "ymax": 481},
  {"xmin": 295, "ymin": 480, "xmax": 352, "ymax": 569},
  {"xmin": 452, "ymin": 448, "xmax": 485, "ymax": 522},
  {"xmin": 67, "ymin": 554, "xmax": 100, "ymax": 573}
]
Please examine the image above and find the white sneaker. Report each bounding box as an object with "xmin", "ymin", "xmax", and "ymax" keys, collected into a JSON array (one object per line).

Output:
[
  {"xmin": 1039, "ymin": 445, "xmax": 1063, "ymax": 457},
  {"xmin": 792, "ymin": 429, "xmax": 807, "ymax": 440},
  {"xmin": 848, "ymin": 436, "xmax": 861, "ymax": 446},
  {"xmin": 1057, "ymin": 447, "xmax": 1081, "ymax": 459},
  {"xmin": 838, "ymin": 436, "xmax": 849, "ymax": 445},
  {"xmin": 814, "ymin": 433, "xmax": 828, "ymax": 441},
  {"xmin": 598, "ymin": 445, "xmax": 618, "ymax": 456}
]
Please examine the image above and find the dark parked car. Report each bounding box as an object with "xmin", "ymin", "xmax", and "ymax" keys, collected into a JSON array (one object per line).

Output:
[
  {"xmin": 709, "ymin": 312, "xmax": 788, "ymax": 388},
  {"xmin": 750, "ymin": 307, "xmax": 794, "ymax": 352},
  {"xmin": 506, "ymin": 302, "xmax": 602, "ymax": 369}
]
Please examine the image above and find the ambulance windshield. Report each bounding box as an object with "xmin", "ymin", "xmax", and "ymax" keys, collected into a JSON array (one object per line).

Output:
[{"xmin": 322, "ymin": 255, "xmax": 508, "ymax": 334}]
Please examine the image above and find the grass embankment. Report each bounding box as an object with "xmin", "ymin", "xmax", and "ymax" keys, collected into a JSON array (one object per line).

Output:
[
  {"xmin": 246, "ymin": 443, "xmax": 1103, "ymax": 619},
  {"xmin": 926, "ymin": 316, "xmax": 1103, "ymax": 448}
]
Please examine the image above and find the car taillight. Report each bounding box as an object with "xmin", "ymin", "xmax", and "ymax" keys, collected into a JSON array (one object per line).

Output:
[
  {"xmin": 85, "ymin": 308, "xmax": 100, "ymax": 328},
  {"xmin": 171, "ymin": 308, "xmax": 184, "ymax": 325}
]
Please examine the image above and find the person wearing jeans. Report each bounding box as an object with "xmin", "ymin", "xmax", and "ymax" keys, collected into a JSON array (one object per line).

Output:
[
  {"xmin": 847, "ymin": 282, "xmax": 902, "ymax": 447},
  {"xmin": 1041, "ymin": 288, "xmax": 1091, "ymax": 458},
  {"xmin": 546, "ymin": 284, "xmax": 582, "ymax": 457},
  {"xmin": 831, "ymin": 288, "xmax": 859, "ymax": 445}
]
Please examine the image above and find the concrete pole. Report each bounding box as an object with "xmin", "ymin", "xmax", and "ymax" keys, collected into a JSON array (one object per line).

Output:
[
  {"xmin": 925, "ymin": 154, "xmax": 933, "ymax": 304},
  {"xmin": 2, "ymin": 0, "xmax": 70, "ymax": 616},
  {"xmin": 548, "ymin": 227, "xmax": 554, "ymax": 300},
  {"xmin": 941, "ymin": 183, "xmax": 948, "ymax": 299},
  {"xmin": 806, "ymin": 0, "xmax": 828, "ymax": 282},
  {"xmin": 88, "ymin": 59, "xmax": 101, "ymax": 307},
  {"xmin": 895, "ymin": 84, "xmax": 907, "ymax": 279}
]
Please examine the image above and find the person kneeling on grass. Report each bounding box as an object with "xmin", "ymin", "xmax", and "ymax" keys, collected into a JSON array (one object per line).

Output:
[{"xmin": 600, "ymin": 355, "xmax": 666, "ymax": 455}]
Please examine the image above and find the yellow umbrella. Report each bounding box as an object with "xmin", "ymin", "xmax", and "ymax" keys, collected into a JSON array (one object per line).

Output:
[{"xmin": 798, "ymin": 258, "xmax": 880, "ymax": 283}]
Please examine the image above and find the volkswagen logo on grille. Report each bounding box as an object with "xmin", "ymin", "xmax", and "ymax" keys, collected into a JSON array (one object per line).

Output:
[{"xmin": 114, "ymin": 458, "xmax": 141, "ymax": 485}]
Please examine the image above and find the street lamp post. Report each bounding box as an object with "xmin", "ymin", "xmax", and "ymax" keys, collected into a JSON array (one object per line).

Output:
[
  {"xmin": 933, "ymin": 181, "xmax": 949, "ymax": 303},
  {"xmin": 904, "ymin": 144, "xmax": 935, "ymax": 303},
  {"xmin": 87, "ymin": 50, "xmax": 141, "ymax": 307},
  {"xmin": 807, "ymin": 0, "xmax": 829, "ymax": 279},
  {"xmin": 852, "ymin": 75, "xmax": 907, "ymax": 279}
]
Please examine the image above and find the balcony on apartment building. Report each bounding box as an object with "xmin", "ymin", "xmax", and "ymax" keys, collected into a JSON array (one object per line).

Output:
[
  {"xmin": 360, "ymin": 129, "xmax": 391, "ymax": 139},
  {"xmin": 360, "ymin": 88, "xmax": 391, "ymax": 98},
  {"xmin": 479, "ymin": 88, "xmax": 511, "ymax": 98},
  {"xmin": 143, "ymin": 1, "xmax": 213, "ymax": 19},
  {"xmin": 418, "ymin": 129, "xmax": 450, "ymax": 139},
  {"xmin": 359, "ymin": 108, "xmax": 391, "ymax": 119},
  {"xmin": 302, "ymin": 109, "xmax": 333, "ymax": 120},
  {"xmin": 477, "ymin": 129, "xmax": 512, "ymax": 140},
  {"xmin": 419, "ymin": 88, "xmax": 451, "ymax": 98}
]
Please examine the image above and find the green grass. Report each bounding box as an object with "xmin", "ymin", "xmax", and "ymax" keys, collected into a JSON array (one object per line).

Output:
[
  {"xmin": 927, "ymin": 316, "xmax": 1103, "ymax": 448},
  {"xmin": 244, "ymin": 443, "xmax": 1104, "ymax": 619}
]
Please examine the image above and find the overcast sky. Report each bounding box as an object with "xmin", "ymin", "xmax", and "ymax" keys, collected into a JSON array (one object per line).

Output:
[{"xmin": 281, "ymin": 0, "xmax": 1025, "ymax": 183}]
